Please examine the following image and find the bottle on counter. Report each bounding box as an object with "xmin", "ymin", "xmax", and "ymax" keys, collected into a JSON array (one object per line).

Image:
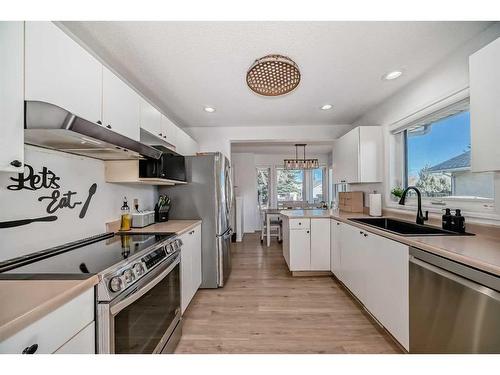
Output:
[
  {"xmin": 442, "ymin": 208, "xmax": 452, "ymax": 230},
  {"xmin": 120, "ymin": 197, "xmax": 132, "ymax": 231},
  {"xmin": 452, "ymin": 209, "xmax": 466, "ymax": 233}
]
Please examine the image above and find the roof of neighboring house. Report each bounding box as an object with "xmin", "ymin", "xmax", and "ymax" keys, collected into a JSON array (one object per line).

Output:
[{"xmin": 428, "ymin": 150, "xmax": 470, "ymax": 173}]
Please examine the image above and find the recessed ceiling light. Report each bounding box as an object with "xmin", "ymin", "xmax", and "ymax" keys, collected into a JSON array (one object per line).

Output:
[
  {"xmin": 382, "ymin": 70, "xmax": 403, "ymax": 81},
  {"xmin": 320, "ymin": 104, "xmax": 333, "ymax": 111},
  {"xmin": 204, "ymin": 106, "xmax": 216, "ymax": 113}
]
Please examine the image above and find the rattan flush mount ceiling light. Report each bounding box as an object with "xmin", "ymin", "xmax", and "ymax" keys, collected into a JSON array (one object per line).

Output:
[{"xmin": 246, "ymin": 54, "xmax": 301, "ymax": 96}]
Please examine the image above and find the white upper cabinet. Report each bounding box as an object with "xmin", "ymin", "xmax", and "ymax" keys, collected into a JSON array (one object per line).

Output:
[
  {"xmin": 333, "ymin": 126, "xmax": 383, "ymax": 184},
  {"xmin": 470, "ymin": 37, "xmax": 500, "ymax": 172},
  {"xmin": 176, "ymin": 128, "xmax": 199, "ymax": 156},
  {"xmin": 160, "ymin": 114, "xmax": 178, "ymax": 147},
  {"xmin": 0, "ymin": 22, "xmax": 24, "ymax": 173},
  {"xmin": 102, "ymin": 67, "xmax": 141, "ymax": 140},
  {"xmin": 25, "ymin": 22, "xmax": 102, "ymax": 123},
  {"xmin": 139, "ymin": 98, "xmax": 162, "ymax": 137}
]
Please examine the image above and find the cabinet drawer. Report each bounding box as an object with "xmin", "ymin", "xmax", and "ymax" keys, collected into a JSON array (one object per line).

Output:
[
  {"xmin": 289, "ymin": 219, "xmax": 310, "ymax": 230},
  {"xmin": 0, "ymin": 288, "xmax": 94, "ymax": 354},
  {"xmin": 54, "ymin": 321, "xmax": 95, "ymax": 354}
]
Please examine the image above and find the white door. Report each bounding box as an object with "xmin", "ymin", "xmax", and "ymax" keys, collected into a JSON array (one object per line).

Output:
[
  {"xmin": 180, "ymin": 231, "xmax": 192, "ymax": 314},
  {"xmin": 364, "ymin": 233, "xmax": 409, "ymax": 350},
  {"xmin": 289, "ymin": 229, "xmax": 310, "ymax": 271},
  {"xmin": 310, "ymin": 219, "xmax": 330, "ymax": 271},
  {"xmin": 139, "ymin": 98, "xmax": 162, "ymax": 137},
  {"xmin": 25, "ymin": 22, "xmax": 102, "ymax": 123},
  {"xmin": 102, "ymin": 67, "xmax": 141, "ymax": 140},
  {"xmin": 339, "ymin": 223, "xmax": 366, "ymax": 303},
  {"xmin": 160, "ymin": 114, "xmax": 178, "ymax": 148},
  {"xmin": 0, "ymin": 22, "xmax": 24, "ymax": 172},
  {"xmin": 330, "ymin": 220, "xmax": 342, "ymax": 278},
  {"xmin": 190, "ymin": 225, "xmax": 202, "ymax": 291}
]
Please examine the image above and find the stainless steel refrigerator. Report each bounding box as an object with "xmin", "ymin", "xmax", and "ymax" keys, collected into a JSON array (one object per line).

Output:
[{"xmin": 160, "ymin": 152, "xmax": 233, "ymax": 288}]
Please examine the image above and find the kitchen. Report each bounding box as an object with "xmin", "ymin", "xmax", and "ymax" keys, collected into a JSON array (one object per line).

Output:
[{"xmin": 1, "ymin": 2, "xmax": 500, "ymax": 372}]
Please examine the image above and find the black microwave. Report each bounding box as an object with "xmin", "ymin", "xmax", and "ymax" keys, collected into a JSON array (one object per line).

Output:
[{"xmin": 139, "ymin": 149, "xmax": 186, "ymax": 182}]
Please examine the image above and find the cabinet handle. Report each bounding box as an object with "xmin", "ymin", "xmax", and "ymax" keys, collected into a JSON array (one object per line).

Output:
[
  {"xmin": 106, "ymin": 125, "xmax": 112, "ymax": 129},
  {"xmin": 163, "ymin": 136, "xmax": 167, "ymax": 139},
  {"xmin": 10, "ymin": 160, "xmax": 22, "ymax": 168},
  {"xmin": 359, "ymin": 231, "xmax": 364, "ymax": 235},
  {"xmin": 159, "ymin": 133, "xmax": 163, "ymax": 137},
  {"xmin": 189, "ymin": 230, "xmax": 194, "ymax": 235},
  {"xmin": 22, "ymin": 344, "xmax": 38, "ymax": 354},
  {"xmin": 306, "ymin": 230, "xmax": 310, "ymax": 234},
  {"xmin": 96, "ymin": 120, "xmax": 102, "ymax": 125},
  {"xmin": 363, "ymin": 233, "xmax": 368, "ymax": 237},
  {"xmin": 336, "ymin": 222, "xmax": 340, "ymax": 226}
]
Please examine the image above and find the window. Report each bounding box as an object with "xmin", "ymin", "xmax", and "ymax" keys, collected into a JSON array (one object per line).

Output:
[
  {"xmin": 276, "ymin": 168, "xmax": 304, "ymax": 202},
  {"xmin": 312, "ymin": 167, "xmax": 325, "ymax": 203},
  {"xmin": 256, "ymin": 167, "xmax": 270, "ymax": 208},
  {"xmin": 405, "ymin": 110, "xmax": 494, "ymax": 201}
]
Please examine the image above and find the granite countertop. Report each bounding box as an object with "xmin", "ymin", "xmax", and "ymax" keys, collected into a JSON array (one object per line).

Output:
[
  {"xmin": 281, "ymin": 209, "xmax": 500, "ymax": 277},
  {"xmin": 0, "ymin": 276, "xmax": 98, "ymax": 342},
  {"xmin": 106, "ymin": 219, "xmax": 202, "ymax": 236}
]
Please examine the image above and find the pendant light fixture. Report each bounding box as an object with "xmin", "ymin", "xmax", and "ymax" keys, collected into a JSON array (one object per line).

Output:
[
  {"xmin": 246, "ymin": 54, "xmax": 301, "ymax": 96},
  {"xmin": 284, "ymin": 144, "xmax": 319, "ymax": 170}
]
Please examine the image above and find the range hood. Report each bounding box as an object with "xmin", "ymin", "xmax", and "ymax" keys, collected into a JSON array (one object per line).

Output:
[{"xmin": 24, "ymin": 101, "xmax": 162, "ymax": 160}]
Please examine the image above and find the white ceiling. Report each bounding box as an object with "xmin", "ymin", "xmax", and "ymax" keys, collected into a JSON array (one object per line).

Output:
[
  {"xmin": 62, "ymin": 21, "xmax": 492, "ymax": 129},
  {"xmin": 231, "ymin": 141, "xmax": 333, "ymax": 155}
]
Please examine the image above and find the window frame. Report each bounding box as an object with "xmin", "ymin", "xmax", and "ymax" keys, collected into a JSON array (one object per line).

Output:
[{"xmin": 396, "ymin": 106, "xmax": 495, "ymax": 214}]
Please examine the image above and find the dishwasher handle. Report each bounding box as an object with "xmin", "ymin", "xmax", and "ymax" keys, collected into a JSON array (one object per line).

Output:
[{"xmin": 410, "ymin": 255, "xmax": 500, "ymax": 302}]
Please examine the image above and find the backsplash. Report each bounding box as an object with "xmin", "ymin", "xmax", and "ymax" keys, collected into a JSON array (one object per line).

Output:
[{"xmin": 0, "ymin": 146, "xmax": 157, "ymax": 261}]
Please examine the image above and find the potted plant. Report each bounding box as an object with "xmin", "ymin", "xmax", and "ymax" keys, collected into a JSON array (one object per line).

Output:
[{"xmin": 391, "ymin": 186, "xmax": 405, "ymax": 201}]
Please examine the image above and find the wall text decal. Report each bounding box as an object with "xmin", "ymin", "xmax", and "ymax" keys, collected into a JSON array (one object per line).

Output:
[{"xmin": 1, "ymin": 164, "xmax": 98, "ymax": 229}]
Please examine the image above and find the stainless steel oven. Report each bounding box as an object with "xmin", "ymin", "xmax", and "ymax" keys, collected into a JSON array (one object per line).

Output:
[{"xmin": 97, "ymin": 252, "xmax": 181, "ymax": 354}]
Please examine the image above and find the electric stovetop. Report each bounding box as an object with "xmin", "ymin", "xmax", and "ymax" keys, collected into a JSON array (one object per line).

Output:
[{"xmin": 0, "ymin": 232, "xmax": 175, "ymax": 277}]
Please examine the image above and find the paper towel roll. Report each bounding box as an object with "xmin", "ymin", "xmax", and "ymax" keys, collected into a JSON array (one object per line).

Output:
[{"xmin": 369, "ymin": 193, "xmax": 382, "ymax": 217}]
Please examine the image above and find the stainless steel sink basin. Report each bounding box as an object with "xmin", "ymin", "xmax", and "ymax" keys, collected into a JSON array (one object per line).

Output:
[{"xmin": 348, "ymin": 217, "xmax": 474, "ymax": 237}]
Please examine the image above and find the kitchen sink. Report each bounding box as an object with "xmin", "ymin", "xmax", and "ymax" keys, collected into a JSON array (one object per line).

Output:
[{"xmin": 348, "ymin": 217, "xmax": 474, "ymax": 237}]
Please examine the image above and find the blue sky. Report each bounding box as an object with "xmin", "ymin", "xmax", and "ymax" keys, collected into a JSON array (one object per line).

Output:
[{"xmin": 407, "ymin": 111, "xmax": 470, "ymax": 178}]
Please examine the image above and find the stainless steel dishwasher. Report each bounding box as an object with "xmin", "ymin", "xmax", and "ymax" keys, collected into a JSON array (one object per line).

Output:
[{"xmin": 409, "ymin": 247, "xmax": 500, "ymax": 353}]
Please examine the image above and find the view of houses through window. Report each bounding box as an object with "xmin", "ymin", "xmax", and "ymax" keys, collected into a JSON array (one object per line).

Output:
[{"xmin": 405, "ymin": 110, "xmax": 494, "ymax": 200}]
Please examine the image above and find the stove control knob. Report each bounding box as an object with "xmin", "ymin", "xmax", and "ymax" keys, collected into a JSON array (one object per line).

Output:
[
  {"xmin": 123, "ymin": 269, "xmax": 135, "ymax": 284},
  {"xmin": 109, "ymin": 276, "xmax": 123, "ymax": 292},
  {"xmin": 176, "ymin": 239, "xmax": 183, "ymax": 247},
  {"xmin": 166, "ymin": 244, "xmax": 174, "ymax": 254},
  {"xmin": 133, "ymin": 263, "xmax": 145, "ymax": 276}
]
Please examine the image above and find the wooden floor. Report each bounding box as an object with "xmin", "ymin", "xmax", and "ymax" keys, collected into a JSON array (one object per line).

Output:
[{"xmin": 175, "ymin": 233, "xmax": 402, "ymax": 354}]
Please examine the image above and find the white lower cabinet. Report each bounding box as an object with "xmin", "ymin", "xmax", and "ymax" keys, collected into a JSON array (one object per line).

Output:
[
  {"xmin": 0, "ymin": 288, "xmax": 95, "ymax": 354},
  {"xmin": 310, "ymin": 219, "xmax": 330, "ymax": 271},
  {"xmin": 54, "ymin": 322, "xmax": 95, "ymax": 354},
  {"xmin": 284, "ymin": 218, "xmax": 330, "ymax": 271},
  {"xmin": 180, "ymin": 223, "xmax": 202, "ymax": 314},
  {"xmin": 334, "ymin": 220, "xmax": 409, "ymax": 350},
  {"xmin": 330, "ymin": 220, "xmax": 342, "ymax": 279}
]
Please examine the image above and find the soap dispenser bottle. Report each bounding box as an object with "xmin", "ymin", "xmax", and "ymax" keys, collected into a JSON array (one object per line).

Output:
[
  {"xmin": 442, "ymin": 208, "xmax": 452, "ymax": 230},
  {"xmin": 453, "ymin": 209, "xmax": 466, "ymax": 233}
]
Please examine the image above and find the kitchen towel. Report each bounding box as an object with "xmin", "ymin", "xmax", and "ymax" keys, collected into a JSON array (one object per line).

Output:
[{"xmin": 369, "ymin": 193, "xmax": 382, "ymax": 217}]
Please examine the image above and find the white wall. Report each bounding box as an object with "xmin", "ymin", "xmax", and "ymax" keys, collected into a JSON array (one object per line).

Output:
[
  {"xmin": 187, "ymin": 124, "xmax": 351, "ymax": 160},
  {"xmin": 349, "ymin": 23, "xmax": 500, "ymax": 218},
  {"xmin": 0, "ymin": 146, "xmax": 157, "ymax": 261},
  {"xmin": 231, "ymin": 151, "xmax": 330, "ymax": 233}
]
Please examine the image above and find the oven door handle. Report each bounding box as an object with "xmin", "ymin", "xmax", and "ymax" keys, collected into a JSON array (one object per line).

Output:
[{"xmin": 110, "ymin": 254, "xmax": 180, "ymax": 316}]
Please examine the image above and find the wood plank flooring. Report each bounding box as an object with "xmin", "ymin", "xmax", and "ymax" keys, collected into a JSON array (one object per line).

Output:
[{"xmin": 175, "ymin": 233, "xmax": 402, "ymax": 354}]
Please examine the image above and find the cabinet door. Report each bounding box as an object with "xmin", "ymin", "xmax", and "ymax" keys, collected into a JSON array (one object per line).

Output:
[
  {"xmin": 289, "ymin": 229, "xmax": 310, "ymax": 271},
  {"xmin": 334, "ymin": 127, "xmax": 359, "ymax": 183},
  {"xmin": 180, "ymin": 231, "xmax": 192, "ymax": 314},
  {"xmin": 282, "ymin": 218, "xmax": 290, "ymax": 268},
  {"xmin": 310, "ymin": 219, "xmax": 330, "ymax": 271},
  {"xmin": 470, "ymin": 37, "xmax": 500, "ymax": 172},
  {"xmin": 54, "ymin": 322, "xmax": 95, "ymax": 354},
  {"xmin": 330, "ymin": 220, "xmax": 342, "ymax": 278},
  {"xmin": 190, "ymin": 225, "xmax": 202, "ymax": 291},
  {"xmin": 102, "ymin": 67, "xmax": 141, "ymax": 140},
  {"xmin": 359, "ymin": 126, "xmax": 383, "ymax": 183},
  {"xmin": 25, "ymin": 22, "xmax": 102, "ymax": 123},
  {"xmin": 364, "ymin": 233, "xmax": 409, "ymax": 350},
  {"xmin": 139, "ymin": 98, "xmax": 162, "ymax": 137},
  {"xmin": 176, "ymin": 128, "xmax": 199, "ymax": 156},
  {"xmin": 339, "ymin": 223, "xmax": 366, "ymax": 303},
  {"xmin": 160, "ymin": 114, "xmax": 178, "ymax": 147},
  {"xmin": 0, "ymin": 22, "xmax": 24, "ymax": 172}
]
